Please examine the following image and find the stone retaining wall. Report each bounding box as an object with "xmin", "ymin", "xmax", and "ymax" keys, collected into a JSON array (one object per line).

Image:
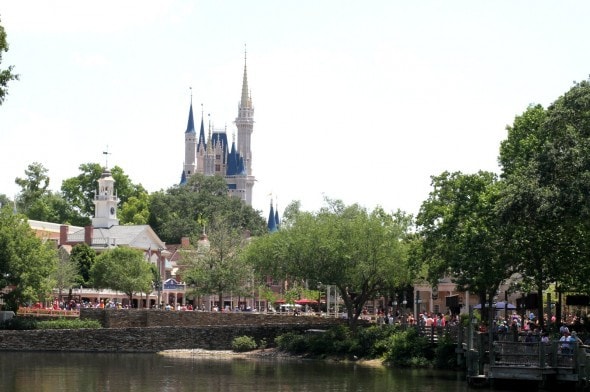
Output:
[
  {"xmin": 80, "ymin": 308, "xmax": 342, "ymax": 328},
  {"xmin": 0, "ymin": 310, "xmax": 349, "ymax": 353},
  {"xmin": 0, "ymin": 324, "xmax": 318, "ymax": 352}
]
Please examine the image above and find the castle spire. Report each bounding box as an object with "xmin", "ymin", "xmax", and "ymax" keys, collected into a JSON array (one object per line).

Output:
[
  {"xmin": 240, "ymin": 45, "xmax": 250, "ymax": 109},
  {"xmin": 197, "ymin": 103, "xmax": 206, "ymax": 151},
  {"xmin": 267, "ymin": 199, "xmax": 277, "ymax": 232}
]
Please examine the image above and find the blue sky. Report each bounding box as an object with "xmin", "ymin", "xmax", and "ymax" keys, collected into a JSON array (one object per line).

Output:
[{"xmin": 1, "ymin": 1, "xmax": 590, "ymax": 218}]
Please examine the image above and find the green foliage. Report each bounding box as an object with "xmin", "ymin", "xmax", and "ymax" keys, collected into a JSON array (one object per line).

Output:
[
  {"xmin": 148, "ymin": 173, "xmax": 266, "ymax": 244},
  {"xmin": 434, "ymin": 333, "xmax": 459, "ymax": 369},
  {"xmin": 231, "ymin": 335, "xmax": 258, "ymax": 352},
  {"xmin": 180, "ymin": 214, "xmax": 252, "ymax": 309},
  {"xmin": 90, "ymin": 247, "xmax": 153, "ymax": 304},
  {"xmin": 61, "ymin": 163, "xmax": 146, "ymax": 223},
  {"xmin": 0, "ymin": 317, "xmax": 101, "ymax": 330},
  {"xmin": 0, "ymin": 16, "xmax": 19, "ymax": 105},
  {"xmin": 244, "ymin": 199, "xmax": 412, "ymax": 330},
  {"xmin": 276, "ymin": 325, "xmax": 400, "ymax": 360},
  {"xmin": 70, "ymin": 243, "xmax": 95, "ymax": 287},
  {"xmin": 52, "ymin": 247, "xmax": 80, "ymax": 298},
  {"xmin": 0, "ymin": 205, "xmax": 57, "ymax": 311},
  {"xmin": 382, "ymin": 328, "xmax": 430, "ymax": 367},
  {"xmin": 0, "ymin": 317, "xmax": 38, "ymax": 330},
  {"xmin": 416, "ymin": 171, "xmax": 512, "ymax": 312},
  {"xmin": 36, "ymin": 318, "xmax": 101, "ymax": 330},
  {"xmin": 15, "ymin": 162, "xmax": 50, "ymax": 214},
  {"xmin": 353, "ymin": 324, "xmax": 400, "ymax": 358},
  {"xmin": 275, "ymin": 332, "xmax": 309, "ymax": 355}
]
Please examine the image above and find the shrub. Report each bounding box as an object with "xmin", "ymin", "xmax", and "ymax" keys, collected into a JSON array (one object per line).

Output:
[
  {"xmin": 434, "ymin": 333, "xmax": 459, "ymax": 369},
  {"xmin": 353, "ymin": 324, "xmax": 399, "ymax": 358},
  {"xmin": 36, "ymin": 318, "xmax": 101, "ymax": 330},
  {"xmin": 231, "ymin": 335, "xmax": 258, "ymax": 352},
  {"xmin": 0, "ymin": 317, "xmax": 38, "ymax": 330},
  {"xmin": 275, "ymin": 332, "xmax": 309, "ymax": 354},
  {"xmin": 383, "ymin": 327, "xmax": 430, "ymax": 367}
]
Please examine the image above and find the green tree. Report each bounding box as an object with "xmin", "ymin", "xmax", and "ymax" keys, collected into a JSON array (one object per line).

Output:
[
  {"xmin": 52, "ymin": 247, "xmax": 80, "ymax": 302},
  {"xmin": 0, "ymin": 205, "xmax": 57, "ymax": 311},
  {"xmin": 119, "ymin": 192, "xmax": 150, "ymax": 225},
  {"xmin": 149, "ymin": 173, "xmax": 266, "ymax": 244},
  {"xmin": 497, "ymin": 81, "xmax": 590, "ymax": 325},
  {"xmin": 244, "ymin": 199, "xmax": 412, "ymax": 330},
  {"xmin": 180, "ymin": 214, "xmax": 250, "ymax": 310},
  {"xmin": 61, "ymin": 163, "xmax": 147, "ymax": 222},
  {"xmin": 0, "ymin": 16, "xmax": 19, "ymax": 105},
  {"xmin": 416, "ymin": 171, "xmax": 514, "ymax": 318},
  {"xmin": 15, "ymin": 162, "xmax": 50, "ymax": 214},
  {"xmin": 90, "ymin": 247, "xmax": 153, "ymax": 307},
  {"xmin": 70, "ymin": 243, "xmax": 95, "ymax": 287},
  {"xmin": 0, "ymin": 194, "xmax": 12, "ymax": 210}
]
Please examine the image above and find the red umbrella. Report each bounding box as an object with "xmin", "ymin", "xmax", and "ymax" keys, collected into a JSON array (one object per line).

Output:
[{"xmin": 295, "ymin": 299, "xmax": 318, "ymax": 305}]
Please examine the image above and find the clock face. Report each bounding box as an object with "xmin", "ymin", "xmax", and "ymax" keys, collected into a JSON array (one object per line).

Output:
[{"xmin": 110, "ymin": 207, "xmax": 115, "ymax": 215}]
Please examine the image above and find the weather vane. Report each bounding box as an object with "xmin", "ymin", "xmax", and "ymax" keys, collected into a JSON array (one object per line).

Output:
[{"xmin": 102, "ymin": 146, "xmax": 112, "ymax": 169}]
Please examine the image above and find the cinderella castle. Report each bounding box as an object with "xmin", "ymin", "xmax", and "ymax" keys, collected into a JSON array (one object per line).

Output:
[{"xmin": 180, "ymin": 54, "xmax": 255, "ymax": 206}]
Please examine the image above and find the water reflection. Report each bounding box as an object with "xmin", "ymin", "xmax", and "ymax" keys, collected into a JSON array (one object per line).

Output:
[{"xmin": 0, "ymin": 352, "xmax": 471, "ymax": 392}]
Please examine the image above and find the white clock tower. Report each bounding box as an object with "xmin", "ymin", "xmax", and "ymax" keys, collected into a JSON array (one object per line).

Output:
[{"xmin": 92, "ymin": 168, "xmax": 120, "ymax": 228}]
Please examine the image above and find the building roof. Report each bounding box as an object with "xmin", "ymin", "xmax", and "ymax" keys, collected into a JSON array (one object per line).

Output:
[{"xmin": 68, "ymin": 225, "xmax": 166, "ymax": 250}]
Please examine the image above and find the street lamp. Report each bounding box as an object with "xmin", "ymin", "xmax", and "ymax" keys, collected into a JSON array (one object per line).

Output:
[{"xmin": 415, "ymin": 291, "xmax": 423, "ymax": 322}]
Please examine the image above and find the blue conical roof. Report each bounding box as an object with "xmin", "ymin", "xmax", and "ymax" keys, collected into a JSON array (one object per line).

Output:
[
  {"xmin": 186, "ymin": 103, "xmax": 196, "ymax": 134},
  {"xmin": 197, "ymin": 114, "xmax": 206, "ymax": 151},
  {"xmin": 267, "ymin": 202, "xmax": 277, "ymax": 232}
]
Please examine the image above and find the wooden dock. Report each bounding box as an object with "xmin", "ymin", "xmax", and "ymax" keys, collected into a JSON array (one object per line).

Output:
[{"xmin": 466, "ymin": 339, "xmax": 590, "ymax": 389}]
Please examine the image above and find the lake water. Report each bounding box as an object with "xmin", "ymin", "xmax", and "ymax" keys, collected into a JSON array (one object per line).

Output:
[{"xmin": 0, "ymin": 352, "xmax": 477, "ymax": 392}]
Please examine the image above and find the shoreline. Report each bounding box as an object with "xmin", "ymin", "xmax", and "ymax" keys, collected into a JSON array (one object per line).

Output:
[{"xmin": 158, "ymin": 347, "xmax": 385, "ymax": 367}]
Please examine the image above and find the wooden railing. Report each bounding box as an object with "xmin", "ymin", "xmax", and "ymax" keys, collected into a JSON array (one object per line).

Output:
[{"xmin": 17, "ymin": 307, "xmax": 80, "ymax": 318}]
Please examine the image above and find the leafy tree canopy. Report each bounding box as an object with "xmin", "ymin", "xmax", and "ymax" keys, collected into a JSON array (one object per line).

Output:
[
  {"xmin": 0, "ymin": 205, "xmax": 57, "ymax": 311},
  {"xmin": 149, "ymin": 173, "xmax": 266, "ymax": 244},
  {"xmin": 416, "ymin": 171, "xmax": 514, "ymax": 314},
  {"xmin": 61, "ymin": 163, "xmax": 147, "ymax": 224},
  {"xmin": 243, "ymin": 199, "xmax": 412, "ymax": 330},
  {"xmin": 0, "ymin": 16, "xmax": 19, "ymax": 105},
  {"xmin": 180, "ymin": 214, "xmax": 251, "ymax": 309},
  {"xmin": 90, "ymin": 247, "xmax": 153, "ymax": 306}
]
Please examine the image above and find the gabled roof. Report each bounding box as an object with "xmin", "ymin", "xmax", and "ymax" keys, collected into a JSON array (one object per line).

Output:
[{"xmin": 68, "ymin": 225, "xmax": 166, "ymax": 250}]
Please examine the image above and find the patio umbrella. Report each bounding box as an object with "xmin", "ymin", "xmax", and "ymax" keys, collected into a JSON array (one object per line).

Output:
[{"xmin": 295, "ymin": 299, "xmax": 318, "ymax": 305}]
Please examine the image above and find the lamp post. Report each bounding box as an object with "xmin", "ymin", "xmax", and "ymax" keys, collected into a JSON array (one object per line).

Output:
[
  {"xmin": 402, "ymin": 293, "xmax": 408, "ymax": 325},
  {"xmin": 415, "ymin": 290, "xmax": 422, "ymax": 322}
]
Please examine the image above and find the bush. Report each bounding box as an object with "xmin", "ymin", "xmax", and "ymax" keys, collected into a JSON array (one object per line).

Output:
[
  {"xmin": 0, "ymin": 317, "xmax": 38, "ymax": 330},
  {"xmin": 231, "ymin": 335, "xmax": 258, "ymax": 352},
  {"xmin": 353, "ymin": 324, "xmax": 399, "ymax": 358},
  {"xmin": 275, "ymin": 332, "xmax": 309, "ymax": 354},
  {"xmin": 36, "ymin": 318, "xmax": 101, "ymax": 330},
  {"xmin": 383, "ymin": 327, "xmax": 430, "ymax": 367},
  {"xmin": 434, "ymin": 333, "xmax": 459, "ymax": 369}
]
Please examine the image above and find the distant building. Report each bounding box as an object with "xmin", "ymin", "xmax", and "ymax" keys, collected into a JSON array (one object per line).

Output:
[
  {"xmin": 30, "ymin": 168, "xmax": 183, "ymax": 308},
  {"xmin": 180, "ymin": 54, "xmax": 255, "ymax": 206}
]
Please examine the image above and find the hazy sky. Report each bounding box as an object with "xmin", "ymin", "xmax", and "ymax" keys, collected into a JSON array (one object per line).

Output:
[{"xmin": 2, "ymin": 1, "xmax": 590, "ymax": 219}]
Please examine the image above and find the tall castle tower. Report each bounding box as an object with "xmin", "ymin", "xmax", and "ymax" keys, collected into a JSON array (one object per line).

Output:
[{"xmin": 180, "ymin": 52, "xmax": 255, "ymax": 206}]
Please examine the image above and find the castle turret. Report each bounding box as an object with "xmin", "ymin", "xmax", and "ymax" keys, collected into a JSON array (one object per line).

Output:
[{"xmin": 182, "ymin": 101, "xmax": 197, "ymax": 183}]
